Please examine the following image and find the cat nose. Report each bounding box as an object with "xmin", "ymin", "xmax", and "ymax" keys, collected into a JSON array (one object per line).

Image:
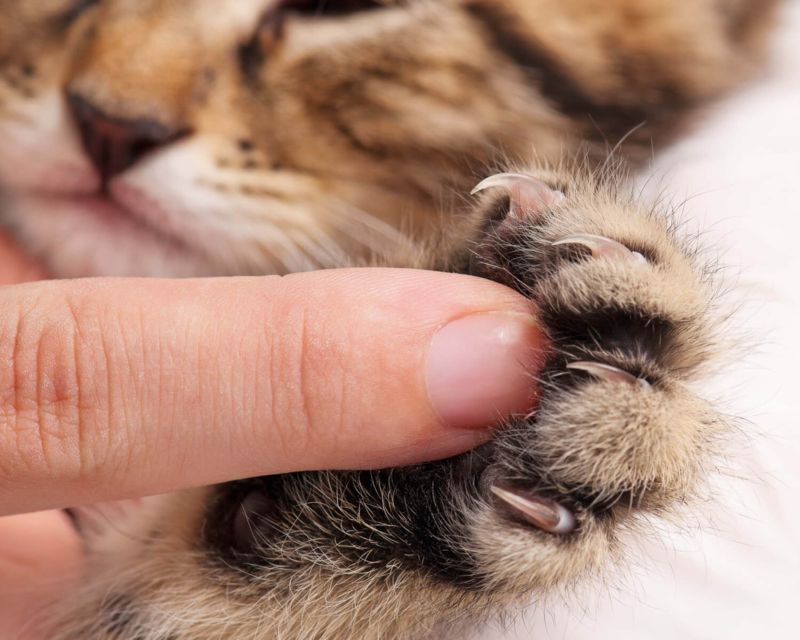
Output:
[{"xmin": 67, "ymin": 92, "xmax": 190, "ymax": 187}]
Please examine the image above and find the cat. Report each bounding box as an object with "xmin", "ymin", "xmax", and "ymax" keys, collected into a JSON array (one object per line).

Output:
[{"xmin": 0, "ymin": 0, "xmax": 778, "ymax": 638}]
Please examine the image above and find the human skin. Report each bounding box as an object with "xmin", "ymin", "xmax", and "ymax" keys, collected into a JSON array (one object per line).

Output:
[{"xmin": 0, "ymin": 233, "xmax": 545, "ymax": 638}]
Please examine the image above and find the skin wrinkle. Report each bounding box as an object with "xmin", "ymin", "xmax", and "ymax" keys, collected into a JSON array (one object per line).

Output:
[
  {"xmin": 265, "ymin": 288, "xmax": 292, "ymax": 467},
  {"xmin": 112, "ymin": 304, "xmax": 143, "ymax": 488},
  {"xmin": 18, "ymin": 303, "xmax": 70, "ymax": 484},
  {"xmin": 193, "ymin": 304, "xmax": 215, "ymax": 478},
  {"xmin": 262, "ymin": 305, "xmax": 281, "ymax": 474},
  {"xmin": 34, "ymin": 311, "xmax": 47, "ymax": 475},
  {"xmin": 335, "ymin": 337, "xmax": 350, "ymax": 464},
  {"xmin": 218, "ymin": 313, "xmax": 238, "ymax": 464},
  {"xmin": 65, "ymin": 292, "xmax": 95, "ymax": 488},
  {"xmin": 2, "ymin": 305, "xmax": 29, "ymax": 487},
  {"xmin": 0, "ymin": 307, "xmax": 24, "ymax": 485},
  {"xmin": 188, "ymin": 298, "xmax": 216, "ymax": 479},
  {"xmin": 96, "ymin": 304, "xmax": 115, "ymax": 482},
  {"xmin": 277, "ymin": 295, "xmax": 316, "ymax": 466},
  {"xmin": 148, "ymin": 310, "xmax": 168, "ymax": 484},
  {"xmin": 233, "ymin": 314, "xmax": 259, "ymax": 464},
  {"xmin": 34, "ymin": 319, "xmax": 79, "ymax": 484},
  {"xmin": 296, "ymin": 305, "xmax": 317, "ymax": 466},
  {"xmin": 221, "ymin": 302, "xmax": 252, "ymax": 470}
]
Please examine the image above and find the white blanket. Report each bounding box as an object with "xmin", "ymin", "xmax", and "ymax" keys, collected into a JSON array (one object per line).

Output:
[{"xmin": 482, "ymin": 2, "xmax": 800, "ymax": 637}]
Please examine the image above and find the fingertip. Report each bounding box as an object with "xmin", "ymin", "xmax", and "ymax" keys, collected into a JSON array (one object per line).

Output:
[{"xmin": 426, "ymin": 311, "xmax": 546, "ymax": 431}]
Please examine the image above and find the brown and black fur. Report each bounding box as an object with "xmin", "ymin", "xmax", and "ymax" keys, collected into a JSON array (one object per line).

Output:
[{"xmin": 0, "ymin": 0, "xmax": 778, "ymax": 638}]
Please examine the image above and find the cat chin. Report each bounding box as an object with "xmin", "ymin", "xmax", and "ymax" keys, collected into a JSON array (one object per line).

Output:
[{"xmin": 1, "ymin": 191, "xmax": 217, "ymax": 279}]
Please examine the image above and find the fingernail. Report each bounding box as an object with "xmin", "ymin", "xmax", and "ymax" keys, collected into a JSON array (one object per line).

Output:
[{"xmin": 426, "ymin": 312, "xmax": 543, "ymax": 430}]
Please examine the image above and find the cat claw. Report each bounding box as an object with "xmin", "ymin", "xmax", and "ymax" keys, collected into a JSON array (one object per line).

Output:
[
  {"xmin": 552, "ymin": 233, "xmax": 647, "ymax": 265},
  {"xmin": 490, "ymin": 485, "xmax": 576, "ymax": 534},
  {"xmin": 567, "ymin": 361, "xmax": 651, "ymax": 390},
  {"xmin": 471, "ymin": 172, "xmax": 565, "ymax": 217}
]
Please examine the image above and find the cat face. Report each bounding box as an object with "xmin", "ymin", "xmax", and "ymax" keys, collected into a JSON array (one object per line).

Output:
[
  {"xmin": 0, "ymin": 0, "xmax": 564, "ymax": 277},
  {"xmin": 1, "ymin": 0, "xmax": 761, "ymax": 279}
]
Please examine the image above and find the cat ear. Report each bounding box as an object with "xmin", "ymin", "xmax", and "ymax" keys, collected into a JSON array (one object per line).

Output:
[{"xmin": 471, "ymin": 172, "xmax": 565, "ymax": 218}]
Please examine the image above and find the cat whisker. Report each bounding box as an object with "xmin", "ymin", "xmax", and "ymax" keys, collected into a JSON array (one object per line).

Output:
[
  {"xmin": 259, "ymin": 231, "xmax": 317, "ymax": 273},
  {"xmin": 184, "ymin": 195, "xmax": 325, "ymax": 272},
  {"xmin": 291, "ymin": 227, "xmax": 349, "ymax": 268},
  {"xmin": 325, "ymin": 201, "xmax": 414, "ymax": 258},
  {"xmin": 305, "ymin": 224, "xmax": 351, "ymax": 266}
]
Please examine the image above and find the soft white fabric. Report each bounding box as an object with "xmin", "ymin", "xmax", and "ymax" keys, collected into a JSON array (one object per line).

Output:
[{"xmin": 480, "ymin": 2, "xmax": 800, "ymax": 638}]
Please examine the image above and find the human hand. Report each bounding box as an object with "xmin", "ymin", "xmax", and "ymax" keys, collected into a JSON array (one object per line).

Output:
[{"xmin": 0, "ymin": 236, "xmax": 545, "ymax": 638}]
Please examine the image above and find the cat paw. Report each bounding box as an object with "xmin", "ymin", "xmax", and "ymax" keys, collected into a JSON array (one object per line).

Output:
[{"xmin": 459, "ymin": 169, "xmax": 722, "ymax": 591}]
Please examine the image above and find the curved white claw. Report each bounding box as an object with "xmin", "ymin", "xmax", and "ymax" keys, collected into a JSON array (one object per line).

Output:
[
  {"xmin": 552, "ymin": 233, "xmax": 647, "ymax": 265},
  {"xmin": 490, "ymin": 485, "xmax": 576, "ymax": 534},
  {"xmin": 471, "ymin": 172, "xmax": 565, "ymax": 218},
  {"xmin": 567, "ymin": 361, "xmax": 651, "ymax": 390}
]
